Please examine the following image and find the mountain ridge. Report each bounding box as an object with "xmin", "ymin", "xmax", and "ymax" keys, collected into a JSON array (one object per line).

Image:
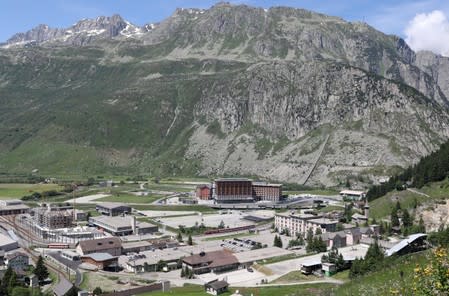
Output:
[{"xmin": 0, "ymin": 3, "xmax": 449, "ymax": 186}]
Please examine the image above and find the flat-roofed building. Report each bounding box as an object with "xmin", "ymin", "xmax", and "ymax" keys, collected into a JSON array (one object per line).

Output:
[
  {"xmin": 0, "ymin": 200, "xmax": 29, "ymax": 216},
  {"xmin": 95, "ymin": 203, "xmax": 131, "ymax": 216},
  {"xmin": 275, "ymin": 212, "xmax": 337, "ymax": 236},
  {"xmin": 339, "ymin": 190, "xmax": 366, "ymax": 201},
  {"xmin": 89, "ymin": 215, "xmax": 158, "ymax": 236},
  {"xmin": 122, "ymin": 241, "xmax": 153, "ymax": 254},
  {"xmin": 76, "ymin": 237, "xmax": 122, "ymax": 256},
  {"xmin": 125, "ymin": 248, "xmax": 186, "ymax": 273},
  {"xmin": 252, "ymin": 182, "xmax": 282, "ymax": 202},
  {"xmin": 0, "ymin": 233, "xmax": 19, "ymax": 252},
  {"xmin": 214, "ymin": 178, "xmax": 253, "ymax": 203}
]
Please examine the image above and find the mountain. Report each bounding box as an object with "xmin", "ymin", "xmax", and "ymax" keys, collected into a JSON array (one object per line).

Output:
[
  {"xmin": 3, "ymin": 14, "xmax": 149, "ymax": 47},
  {"xmin": 1, "ymin": 3, "xmax": 449, "ymax": 186}
]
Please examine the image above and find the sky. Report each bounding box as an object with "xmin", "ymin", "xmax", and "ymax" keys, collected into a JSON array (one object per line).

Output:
[{"xmin": 1, "ymin": 0, "xmax": 449, "ymax": 56}]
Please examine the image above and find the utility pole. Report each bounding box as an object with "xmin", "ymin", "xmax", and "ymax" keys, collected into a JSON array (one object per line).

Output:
[{"xmin": 72, "ymin": 183, "xmax": 77, "ymax": 225}]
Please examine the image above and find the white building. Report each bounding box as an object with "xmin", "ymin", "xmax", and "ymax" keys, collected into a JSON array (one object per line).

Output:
[{"xmin": 275, "ymin": 212, "xmax": 338, "ymax": 236}]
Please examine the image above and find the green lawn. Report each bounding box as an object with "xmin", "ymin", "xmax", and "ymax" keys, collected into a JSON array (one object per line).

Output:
[
  {"xmin": 369, "ymin": 180, "xmax": 449, "ymax": 219},
  {"xmin": 271, "ymin": 271, "xmax": 320, "ymax": 284},
  {"xmin": 0, "ymin": 183, "xmax": 63, "ymax": 199},
  {"xmin": 138, "ymin": 283, "xmax": 337, "ymax": 296},
  {"xmin": 333, "ymin": 251, "xmax": 431, "ymax": 296}
]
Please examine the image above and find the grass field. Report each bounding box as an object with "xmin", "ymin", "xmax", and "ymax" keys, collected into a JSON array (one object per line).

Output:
[
  {"xmin": 0, "ymin": 183, "xmax": 63, "ymax": 199},
  {"xmin": 333, "ymin": 251, "xmax": 430, "ymax": 296},
  {"xmin": 138, "ymin": 283, "xmax": 337, "ymax": 296},
  {"xmin": 370, "ymin": 179, "xmax": 449, "ymax": 219},
  {"xmin": 271, "ymin": 271, "xmax": 320, "ymax": 284}
]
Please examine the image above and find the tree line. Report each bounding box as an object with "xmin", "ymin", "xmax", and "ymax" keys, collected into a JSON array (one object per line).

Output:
[{"xmin": 367, "ymin": 140, "xmax": 449, "ymax": 201}]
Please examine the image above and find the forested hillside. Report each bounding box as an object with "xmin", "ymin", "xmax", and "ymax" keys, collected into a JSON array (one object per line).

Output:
[{"xmin": 367, "ymin": 140, "xmax": 449, "ymax": 200}]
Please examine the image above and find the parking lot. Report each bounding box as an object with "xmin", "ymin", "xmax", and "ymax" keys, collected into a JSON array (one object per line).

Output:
[{"xmin": 158, "ymin": 210, "xmax": 274, "ymax": 229}]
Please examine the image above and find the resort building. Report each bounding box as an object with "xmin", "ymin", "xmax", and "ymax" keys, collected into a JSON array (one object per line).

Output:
[
  {"xmin": 275, "ymin": 212, "xmax": 338, "ymax": 236},
  {"xmin": 214, "ymin": 178, "xmax": 253, "ymax": 203},
  {"xmin": 252, "ymin": 182, "xmax": 282, "ymax": 202}
]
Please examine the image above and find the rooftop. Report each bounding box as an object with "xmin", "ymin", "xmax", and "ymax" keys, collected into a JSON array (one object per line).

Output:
[
  {"xmin": 276, "ymin": 212, "xmax": 319, "ymax": 219},
  {"xmin": 96, "ymin": 202, "xmax": 130, "ymax": 209},
  {"xmin": 0, "ymin": 233, "xmax": 18, "ymax": 247},
  {"xmin": 122, "ymin": 240, "xmax": 152, "ymax": 249},
  {"xmin": 183, "ymin": 250, "xmax": 238, "ymax": 267},
  {"xmin": 234, "ymin": 247, "xmax": 293, "ymax": 263},
  {"xmin": 308, "ymin": 218, "xmax": 338, "ymax": 225},
  {"xmin": 78, "ymin": 237, "xmax": 122, "ymax": 253},
  {"xmin": 90, "ymin": 215, "xmax": 133, "ymax": 228},
  {"xmin": 215, "ymin": 178, "xmax": 252, "ymax": 182},
  {"xmin": 207, "ymin": 280, "xmax": 229, "ymax": 290},
  {"xmin": 53, "ymin": 278, "xmax": 72, "ymax": 296},
  {"xmin": 81, "ymin": 252, "xmax": 116, "ymax": 261},
  {"xmin": 385, "ymin": 233, "xmax": 427, "ymax": 257}
]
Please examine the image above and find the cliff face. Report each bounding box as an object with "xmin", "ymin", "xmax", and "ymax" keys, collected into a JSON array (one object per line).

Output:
[{"xmin": 0, "ymin": 3, "xmax": 448, "ymax": 186}]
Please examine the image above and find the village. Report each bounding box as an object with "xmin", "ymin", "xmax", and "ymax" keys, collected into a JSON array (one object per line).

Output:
[{"xmin": 0, "ymin": 178, "xmax": 429, "ymax": 295}]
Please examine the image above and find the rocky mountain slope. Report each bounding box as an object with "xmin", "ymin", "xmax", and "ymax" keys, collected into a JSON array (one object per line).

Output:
[{"xmin": 1, "ymin": 2, "xmax": 449, "ymax": 186}]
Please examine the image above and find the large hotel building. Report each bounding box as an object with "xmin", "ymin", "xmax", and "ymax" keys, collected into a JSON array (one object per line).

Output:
[
  {"xmin": 213, "ymin": 178, "xmax": 282, "ymax": 203},
  {"xmin": 275, "ymin": 212, "xmax": 338, "ymax": 236}
]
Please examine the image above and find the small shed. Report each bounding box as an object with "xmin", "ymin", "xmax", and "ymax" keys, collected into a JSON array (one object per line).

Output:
[
  {"xmin": 322, "ymin": 262, "xmax": 337, "ymax": 276},
  {"xmin": 205, "ymin": 280, "xmax": 229, "ymax": 295}
]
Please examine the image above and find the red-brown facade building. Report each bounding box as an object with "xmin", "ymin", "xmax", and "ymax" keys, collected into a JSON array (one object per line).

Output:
[
  {"xmin": 252, "ymin": 182, "xmax": 282, "ymax": 202},
  {"xmin": 196, "ymin": 185, "xmax": 211, "ymax": 200},
  {"xmin": 214, "ymin": 178, "xmax": 253, "ymax": 203}
]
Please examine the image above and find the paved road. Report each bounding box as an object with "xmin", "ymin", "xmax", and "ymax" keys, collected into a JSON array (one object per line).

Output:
[{"xmin": 48, "ymin": 252, "xmax": 82, "ymax": 286}]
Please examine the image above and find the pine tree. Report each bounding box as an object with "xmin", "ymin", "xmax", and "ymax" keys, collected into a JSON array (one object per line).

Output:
[
  {"xmin": 1, "ymin": 266, "xmax": 13, "ymax": 292},
  {"xmin": 7, "ymin": 271, "xmax": 17, "ymax": 295},
  {"xmin": 402, "ymin": 209, "xmax": 412, "ymax": 228},
  {"xmin": 391, "ymin": 208, "xmax": 400, "ymax": 227},
  {"xmin": 34, "ymin": 255, "xmax": 49, "ymax": 282},
  {"xmin": 93, "ymin": 287, "xmax": 103, "ymax": 295},
  {"xmin": 187, "ymin": 234, "xmax": 193, "ymax": 246}
]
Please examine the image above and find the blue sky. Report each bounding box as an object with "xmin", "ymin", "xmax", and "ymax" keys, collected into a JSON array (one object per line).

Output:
[{"xmin": 1, "ymin": 0, "xmax": 448, "ymax": 43}]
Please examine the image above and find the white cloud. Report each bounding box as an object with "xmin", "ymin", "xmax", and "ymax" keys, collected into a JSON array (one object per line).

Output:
[{"xmin": 405, "ymin": 10, "xmax": 449, "ymax": 56}]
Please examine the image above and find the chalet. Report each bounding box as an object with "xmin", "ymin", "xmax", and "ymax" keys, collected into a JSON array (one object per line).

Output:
[
  {"xmin": 182, "ymin": 250, "xmax": 239, "ymax": 274},
  {"xmin": 205, "ymin": 280, "xmax": 229, "ymax": 295},
  {"xmin": 76, "ymin": 237, "xmax": 122, "ymax": 256}
]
